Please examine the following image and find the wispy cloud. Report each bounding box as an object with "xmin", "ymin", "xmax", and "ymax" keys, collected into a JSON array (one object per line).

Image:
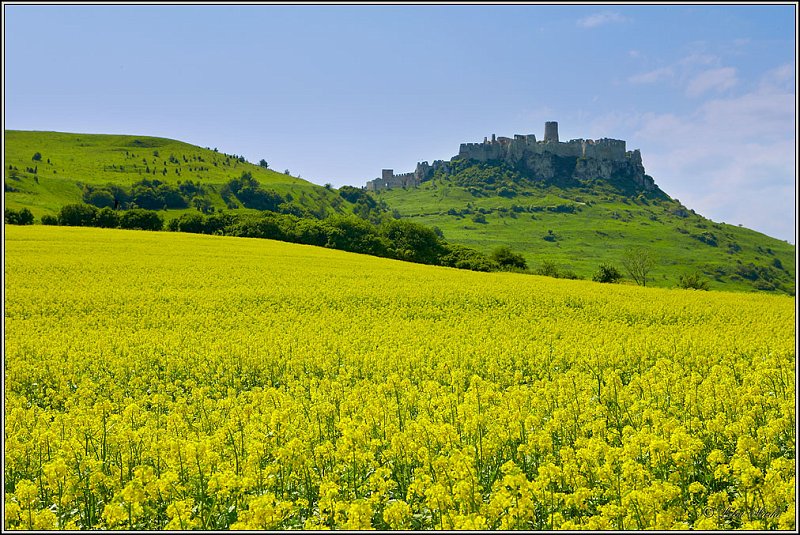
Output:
[
  {"xmin": 628, "ymin": 67, "xmax": 674, "ymax": 85},
  {"xmin": 577, "ymin": 11, "xmax": 628, "ymax": 28},
  {"xmin": 627, "ymin": 53, "xmax": 740, "ymax": 97},
  {"xmin": 686, "ymin": 67, "xmax": 738, "ymax": 97},
  {"xmin": 758, "ymin": 63, "xmax": 794, "ymax": 92},
  {"xmin": 591, "ymin": 66, "xmax": 795, "ymax": 242}
]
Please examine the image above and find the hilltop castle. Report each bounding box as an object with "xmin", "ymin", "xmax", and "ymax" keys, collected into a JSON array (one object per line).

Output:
[{"xmin": 366, "ymin": 121, "xmax": 655, "ymax": 191}]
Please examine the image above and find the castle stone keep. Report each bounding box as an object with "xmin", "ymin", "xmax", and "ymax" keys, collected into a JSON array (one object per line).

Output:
[{"xmin": 366, "ymin": 122, "xmax": 655, "ymax": 192}]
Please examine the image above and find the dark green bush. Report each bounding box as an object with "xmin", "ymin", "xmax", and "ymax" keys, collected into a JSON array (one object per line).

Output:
[
  {"xmin": 380, "ymin": 219, "xmax": 444, "ymax": 264},
  {"xmin": 491, "ymin": 246, "xmax": 527, "ymax": 270},
  {"xmin": 119, "ymin": 209, "xmax": 163, "ymax": 231},
  {"xmin": 593, "ymin": 263, "xmax": 623, "ymax": 283},
  {"xmin": 678, "ymin": 271, "xmax": 710, "ymax": 290},
  {"xmin": 4, "ymin": 207, "xmax": 34, "ymax": 225},
  {"xmin": 94, "ymin": 207, "xmax": 120, "ymax": 228},
  {"xmin": 59, "ymin": 204, "xmax": 98, "ymax": 226},
  {"xmin": 440, "ymin": 244, "xmax": 496, "ymax": 272},
  {"xmin": 535, "ymin": 260, "xmax": 560, "ymax": 278}
]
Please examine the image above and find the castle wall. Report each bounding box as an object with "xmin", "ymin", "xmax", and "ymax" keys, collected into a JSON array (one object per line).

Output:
[
  {"xmin": 366, "ymin": 168, "xmax": 420, "ymax": 191},
  {"xmin": 582, "ymin": 138, "xmax": 626, "ymax": 160},
  {"xmin": 371, "ymin": 123, "xmax": 652, "ymax": 192}
]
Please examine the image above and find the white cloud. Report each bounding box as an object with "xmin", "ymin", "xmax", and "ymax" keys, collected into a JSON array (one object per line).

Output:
[
  {"xmin": 628, "ymin": 67, "xmax": 674, "ymax": 85},
  {"xmin": 577, "ymin": 11, "xmax": 628, "ymax": 28},
  {"xmin": 609, "ymin": 69, "xmax": 795, "ymax": 242},
  {"xmin": 758, "ymin": 63, "xmax": 794, "ymax": 92},
  {"xmin": 686, "ymin": 67, "xmax": 738, "ymax": 97}
]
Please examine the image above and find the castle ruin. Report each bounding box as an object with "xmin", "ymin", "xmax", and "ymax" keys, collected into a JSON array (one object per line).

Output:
[{"xmin": 366, "ymin": 122, "xmax": 655, "ymax": 191}]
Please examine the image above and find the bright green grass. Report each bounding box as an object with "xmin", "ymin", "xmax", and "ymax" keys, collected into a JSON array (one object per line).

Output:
[
  {"xmin": 376, "ymin": 179, "xmax": 796, "ymax": 294},
  {"xmin": 4, "ymin": 130, "xmax": 350, "ymax": 219}
]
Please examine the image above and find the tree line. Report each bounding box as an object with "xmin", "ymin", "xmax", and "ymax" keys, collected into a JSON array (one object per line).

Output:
[
  {"xmin": 13, "ymin": 204, "xmax": 528, "ymax": 274},
  {"xmin": 4, "ymin": 205, "xmax": 712, "ymax": 289}
]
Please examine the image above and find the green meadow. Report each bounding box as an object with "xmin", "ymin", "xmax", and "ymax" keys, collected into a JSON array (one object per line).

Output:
[
  {"xmin": 376, "ymin": 179, "xmax": 795, "ymax": 294},
  {"xmin": 4, "ymin": 130, "xmax": 350, "ymax": 221}
]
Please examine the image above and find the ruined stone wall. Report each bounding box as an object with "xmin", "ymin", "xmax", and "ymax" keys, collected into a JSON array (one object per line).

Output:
[
  {"xmin": 371, "ymin": 123, "xmax": 655, "ymax": 192},
  {"xmin": 366, "ymin": 169, "xmax": 419, "ymax": 191},
  {"xmin": 582, "ymin": 138, "xmax": 626, "ymax": 160}
]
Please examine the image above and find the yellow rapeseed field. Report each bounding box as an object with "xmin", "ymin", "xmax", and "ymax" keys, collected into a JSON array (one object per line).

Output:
[{"xmin": 4, "ymin": 225, "xmax": 795, "ymax": 530}]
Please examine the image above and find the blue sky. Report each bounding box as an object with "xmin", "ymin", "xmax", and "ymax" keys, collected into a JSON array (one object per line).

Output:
[{"xmin": 4, "ymin": 3, "xmax": 796, "ymax": 242}]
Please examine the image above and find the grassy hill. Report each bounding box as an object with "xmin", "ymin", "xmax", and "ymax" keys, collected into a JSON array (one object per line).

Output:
[
  {"xmin": 4, "ymin": 129, "xmax": 794, "ymax": 295},
  {"xmin": 3, "ymin": 130, "xmax": 352, "ymax": 221},
  {"xmin": 374, "ymin": 168, "xmax": 795, "ymax": 295}
]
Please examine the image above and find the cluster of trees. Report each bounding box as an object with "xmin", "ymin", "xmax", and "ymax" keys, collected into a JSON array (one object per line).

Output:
[
  {"xmin": 7, "ymin": 202, "xmax": 717, "ymax": 289},
  {"xmin": 338, "ymin": 185, "xmax": 388, "ymax": 224},
  {"xmin": 220, "ymin": 172, "xmax": 284, "ymax": 211},
  {"xmin": 593, "ymin": 248, "xmax": 711, "ymax": 290},
  {"xmin": 41, "ymin": 204, "xmax": 164, "ymax": 231},
  {"xmin": 168, "ymin": 210, "xmax": 508, "ymax": 272},
  {"xmin": 83, "ymin": 179, "xmax": 206, "ymax": 211},
  {"xmin": 4, "ymin": 207, "xmax": 34, "ymax": 225}
]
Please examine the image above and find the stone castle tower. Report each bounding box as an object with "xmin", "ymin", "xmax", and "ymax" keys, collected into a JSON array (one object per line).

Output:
[{"xmin": 544, "ymin": 121, "xmax": 559, "ymax": 143}]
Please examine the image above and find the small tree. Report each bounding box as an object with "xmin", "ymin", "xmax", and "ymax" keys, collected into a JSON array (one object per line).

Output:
[
  {"xmin": 535, "ymin": 260, "xmax": 560, "ymax": 278},
  {"xmin": 94, "ymin": 207, "xmax": 120, "ymax": 228},
  {"xmin": 119, "ymin": 209, "xmax": 163, "ymax": 231},
  {"xmin": 192, "ymin": 196, "xmax": 215, "ymax": 214},
  {"xmin": 677, "ymin": 271, "xmax": 710, "ymax": 290},
  {"xmin": 621, "ymin": 247, "xmax": 656, "ymax": 287},
  {"xmin": 258, "ymin": 159, "xmax": 269, "ymax": 169},
  {"xmin": 593, "ymin": 263, "xmax": 623, "ymax": 283},
  {"xmin": 491, "ymin": 246, "xmax": 527, "ymax": 270},
  {"xmin": 58, "ymin": 204, "xmax": 98, "ymax": 227},
  {"xmin": 32, "ymin": 152, "xmax": 42, "ymax": 162}
]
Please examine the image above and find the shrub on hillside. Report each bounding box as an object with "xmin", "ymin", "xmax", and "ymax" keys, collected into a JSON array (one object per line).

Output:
[
  {"xmin": 119, "ymin": 209, "xmax": 163, "ymax": 231},
  {"xmin": 380, "ymin": 219, "xmax": 444, "ymax": 265},
  {"xmin": 130, "ymin": 179, "xmax": 187, "ymax": 210},
  {"xmin": 440, "ymin": 244, "xmax": 497, "ymax": 272},
  {"xmin": 41, "ymin": 214, "xmax": 59, "ymax": 225},
  {"xmin": 83, "ymin": 184, "xmax": 130, "ymax": 209},
  {"xmin": 94, "ymin": 207, "xmax": 120, "ymax": 228},
  {"xmin": 84, "ymin": 188, "xmax": 116, "ymax": 209},
  {"xmin": 223, "ymin": 172, "xmax": 284, "ymax": 211},
  {"xmin": 593, "ymin": 263, "xmax": 623, "ymax": 283},
  {"xmin": 169, "ymin": 212, "xmax": 207, "ymax": 234},
  {"xmin": 5, "ymin": 207, "xmax": 34, "ymax": 225},
  {"xmin": 678, "ymin": 271, "xmax": 710, "ymax": 290},
  {"xmin": 321, "ymin": 216, "xmax": 389, "ymax": 257},
  {"xmin": 491, "ymin": 246, "xmax": 527, "ymax": 271},
  {"xmin": 59, "ymin": 204, "xmax": 98, "ymax": 227},
  {"xmin": 535, "ymin": 260, "xmax": 560, "ymax": 278}
]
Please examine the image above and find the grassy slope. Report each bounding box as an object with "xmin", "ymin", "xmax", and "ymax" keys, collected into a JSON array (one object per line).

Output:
[
  {"xmin": 376, "ymin": 178, "xmax": 796, "ymax": 294},
  {"xmin": 4, "ymin": 129, "xmax": 794, "ymax": 295},
  {"xmin": 3, "ymin": 130, "xmax": 351, "ymax": 220}
]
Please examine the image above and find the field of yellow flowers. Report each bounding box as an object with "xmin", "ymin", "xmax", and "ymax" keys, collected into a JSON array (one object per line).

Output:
[{"xmin": 4, "ymin": 225, "xmax": 795, "ymax": 530}]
